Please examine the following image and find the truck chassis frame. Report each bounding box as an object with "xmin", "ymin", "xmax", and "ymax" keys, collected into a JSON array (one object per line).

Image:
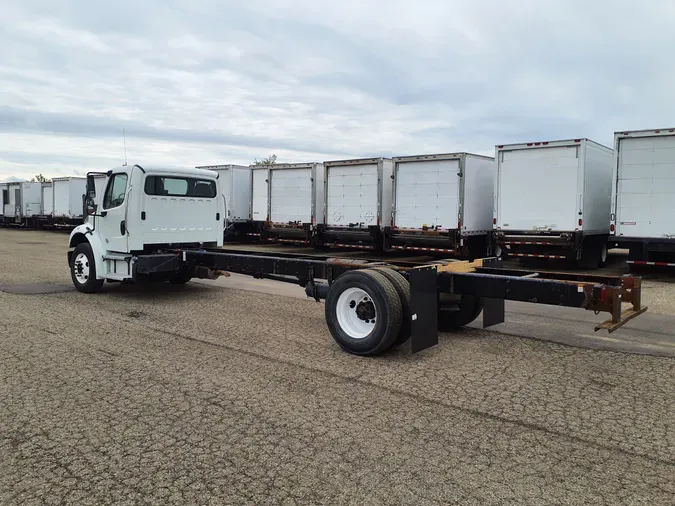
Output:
[{"xmin": 128, "ymin": 247, "xmax": 646, "ymax": 355}]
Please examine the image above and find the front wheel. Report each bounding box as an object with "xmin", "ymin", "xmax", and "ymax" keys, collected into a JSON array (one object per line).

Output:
[{"xmin": 70, "ymin": 243, "xmax": 105, "ymax": 293}]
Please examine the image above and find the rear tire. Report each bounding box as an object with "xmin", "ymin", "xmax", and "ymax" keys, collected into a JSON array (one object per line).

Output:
[
  {"xmin": 438, "ymin": 293, "xmax": 483, "ymax": 332},
  {"xmin": 70, "ymin": 243, "xmax": 105, "ymax": 294},
  {"xmin": 371, "ymin": 267, "xmax": 411, "ymax": 347},
  {"xmin": 325, "ymin": 269, "xmax": 402, "ymax": 356}
]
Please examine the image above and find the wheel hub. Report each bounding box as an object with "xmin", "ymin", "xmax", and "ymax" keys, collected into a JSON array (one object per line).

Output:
[
  {"xmin": 73, "ymin": 253, "xmax": 90, "ymax": 284},
  {"xmin": 355, "ymin": 300, "xmax": 375, "ymax": 321},
  {"xmin": 335, "ymin": 287, "xmax": 377, "ymax": 339}
]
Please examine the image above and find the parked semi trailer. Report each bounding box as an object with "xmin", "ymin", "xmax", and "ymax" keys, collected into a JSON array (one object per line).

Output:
[
  {"xmin": 1, "ymin": 181, "xmax": 42, "ymax": 226},
  {"xmin": 383, "ymin": 152, "xmax": 496, "ymax": 258},
  {"xmin": 317, "ymin": 157, "xmax": 394, "ymax": 250},
  {"xmin": 495, "ymin": 138, "xmax": 613, "ymax": 268},
  {"xmin": 195, "ymin": 164, "xmax": 253, "ymax": 239},
  {"xmin": 250, "ymin": 162, "xmax": 325, "ymax": 245},
  {"xmin": 67, "ymin": 164, "xmax": 647, "ymax": 357},
  {"xmin": 611, "ymin": 128, "xmax": 675, "ymax": 268},
  {"xmin": 51, "ymin": 176, "xmax": 86, "ymax": 225}
]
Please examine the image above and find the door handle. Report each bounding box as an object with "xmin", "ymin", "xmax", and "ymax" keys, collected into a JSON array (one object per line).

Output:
[{"xmin": 120, "ymin": 220, "xmax": 126, "ymax": 235}]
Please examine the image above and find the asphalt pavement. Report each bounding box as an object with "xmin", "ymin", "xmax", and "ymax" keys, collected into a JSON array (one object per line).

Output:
[{"xmin": 1, "ymin": 229, "xmax": 674, "ymax": 505}]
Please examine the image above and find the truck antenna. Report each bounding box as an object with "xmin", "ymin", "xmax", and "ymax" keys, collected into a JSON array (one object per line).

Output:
[{"xmin": 122, "ymin": 126, "xmax": 128, "ymax": 166}]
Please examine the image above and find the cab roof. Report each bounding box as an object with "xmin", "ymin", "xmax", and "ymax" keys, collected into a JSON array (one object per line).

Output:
[{"xmin": 114, "ymin": 164, "xmax": 219, "ymax": 179}]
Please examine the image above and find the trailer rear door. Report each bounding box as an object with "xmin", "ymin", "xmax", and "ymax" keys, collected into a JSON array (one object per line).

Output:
[
  {"xmin": 616, "ymin": 135, "xmax": 675, "ymax": 238},
  {"xmin": 326, "ymin": 163, "xmax": 379, "ymax": 227},
  {"xmin": 394, "ymin": 159, "xmax": 459, "ymax": 229},
  {"xmin": 251, "ymin": 169, "xmax": 268, "ymax": 221},
  {"xmin": 498, "ymin": 145, "xmax": 579, "ymax": 231},
  {"xmin": 54, "ymin": 179, "xmax": 70, "ymax": 217},
  {"xmin": 270, "ymin": 167, "xmax": 312, "ymax": 224}
]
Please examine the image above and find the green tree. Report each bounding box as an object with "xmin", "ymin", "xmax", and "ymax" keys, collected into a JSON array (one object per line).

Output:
[
  {"xmin": 253, "ymin": 154, "xmax": 278, "ymax": 166},
  {"xmin": 30, "ymin": 174, "xmax": 50, "ymax": 183}
]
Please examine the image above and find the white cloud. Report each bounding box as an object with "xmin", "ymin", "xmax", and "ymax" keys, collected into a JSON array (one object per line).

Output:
[{"xmin": 2, "ymin": 0, "xmax": 675, "ymax": 180}]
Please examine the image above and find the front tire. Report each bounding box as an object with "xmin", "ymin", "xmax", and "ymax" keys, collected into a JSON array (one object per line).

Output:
[
  {"xmin": 325, "ymin": 269, "xmax": 402, "ymax": 356},
  {"xmin": 70, "ymin": 243, "xmax": 104, "ymax": 293}
]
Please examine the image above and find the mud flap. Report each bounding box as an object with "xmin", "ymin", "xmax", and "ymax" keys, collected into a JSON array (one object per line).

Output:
[
  {"xmin": 408, "ymin": 266, "xmax": 438, "ymax": 353},
  {"xmin": 482, "ymin": 297, "xmax": 505, "ymax": 328}
]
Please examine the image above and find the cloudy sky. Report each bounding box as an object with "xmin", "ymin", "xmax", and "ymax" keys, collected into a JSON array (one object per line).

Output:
[{"xmin": 1, "ymin": 0, "xmax": 674, "ymax": 181}]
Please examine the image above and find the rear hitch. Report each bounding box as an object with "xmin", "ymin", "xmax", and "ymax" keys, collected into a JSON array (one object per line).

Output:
[{"xmin": 591, "ymin": 276, "xmax": 648, "ymax": 333}]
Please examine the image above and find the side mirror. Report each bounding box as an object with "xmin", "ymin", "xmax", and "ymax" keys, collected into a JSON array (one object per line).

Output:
[
  {"xmin": 86, "ymin": 174, "xmax": 97, "ymax": 199},
  {"xmin": 83, "ymin": 194, "xmax": 97, "ymax": 217}
]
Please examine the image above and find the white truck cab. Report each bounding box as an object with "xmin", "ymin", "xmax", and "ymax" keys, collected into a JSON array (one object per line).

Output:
[{"xmin": 68, "ymin": 164, "xmax": 225, "ymax": 292}]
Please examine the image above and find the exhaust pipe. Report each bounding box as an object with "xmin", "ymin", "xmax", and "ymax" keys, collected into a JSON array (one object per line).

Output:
[{"xmin": 194, "ymin": 266, "xmax": 230, "ymax": 280}]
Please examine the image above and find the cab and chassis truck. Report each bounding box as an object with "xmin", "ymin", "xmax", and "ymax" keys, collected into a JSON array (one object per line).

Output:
[{"xmin": 67, "ymin": 164, "xmax": 647, "ymax": 356}]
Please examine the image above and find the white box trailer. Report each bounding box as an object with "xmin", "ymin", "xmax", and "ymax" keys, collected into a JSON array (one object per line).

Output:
[
  {"xmin": 195, "ymin": 164, "xmax": 253, "ymax": 240},
  {"xmin": 385, "ymin": 153, "xmax": 496, "ymax": 258},
  {"xmin": 196, "ymin": 164, "xmax": 251, "ymax": 222},
  {"xmin": 495, "ymin": 138, "xmax": 613, "ymax": 268},
  {"xmin": 2, "ymin": 182, "xmax": 42, "ymax": 225},
  {"xmin": 318, "ymin": 157, "xmax": 394, "ymax": 249},
  {"xmin": 251, "ymin": 163, "xmax": 325, "ymax": 244},
  {"xmin": 52, "ymin": 177, "xmax": 86, "ymax": 222},
  {"xmin": 611, "ymin": 128, "xmax": 675, "ymax": 266}
]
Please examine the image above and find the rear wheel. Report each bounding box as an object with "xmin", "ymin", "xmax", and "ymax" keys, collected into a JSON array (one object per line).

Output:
[
  {"xmin": 325, "ymin": 270, "xmax": 402, "ymax": 356},
  {"xmin": 438, "ymin": 293, "xmax": 483, "ymax": 332},
  {"xmin": 371, "ymin": 267, "xmax": 411, "ymax": 347},
  {"xmin": 70, "ymin": 243, "xmax": 105, "ymax": 294}
]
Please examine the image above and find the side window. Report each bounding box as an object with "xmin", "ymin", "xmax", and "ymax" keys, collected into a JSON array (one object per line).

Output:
[
  {"xmin": 144, "ymin": 176, "xmax": 216, "ymax": 198},
  {"xmin": 103, "ymin": 174, "xmax": 129, "ymax": 209}
]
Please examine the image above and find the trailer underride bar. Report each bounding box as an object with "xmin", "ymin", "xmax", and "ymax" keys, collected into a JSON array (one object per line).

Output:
[{"xmin": 132, "ymin": 250, "xmax": 647, "ymax": 354}]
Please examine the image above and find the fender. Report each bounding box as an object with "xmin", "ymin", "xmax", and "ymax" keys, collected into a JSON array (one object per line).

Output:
[{"xmin": 68, "ymin": 224, "xmax": 106, "ymax": 280}]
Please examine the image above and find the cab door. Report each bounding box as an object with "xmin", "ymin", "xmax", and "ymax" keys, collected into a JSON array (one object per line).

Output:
[{"xmin": 99, "ymin": 172, "xmax": 130, "ymax": 253}]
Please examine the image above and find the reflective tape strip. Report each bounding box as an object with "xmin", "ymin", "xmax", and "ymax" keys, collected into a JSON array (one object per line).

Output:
[
  {"xmin": 509, "ymin": 253, "xmax": 567, "ymax": 259},
  {"xmin": 391, "ymin": 246, "xmax": 456, "ymax": 253},
  {"xmin": 627, "ymin": 260, "xmax": 675, "ymax": 267}
]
